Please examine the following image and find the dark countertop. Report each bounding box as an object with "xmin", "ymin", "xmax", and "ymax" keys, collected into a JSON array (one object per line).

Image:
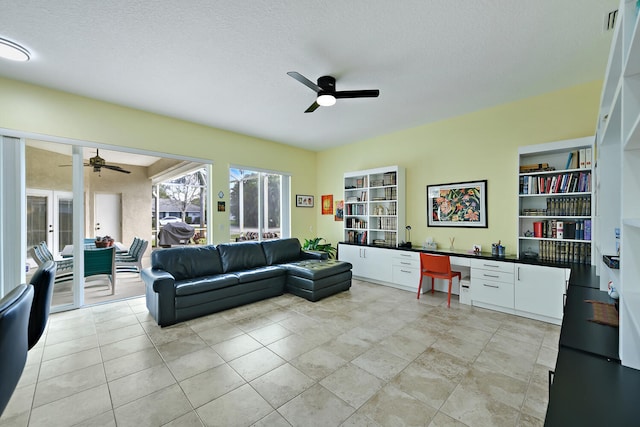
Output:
[
  {"xmin": 560, "ymin": 285, "xmax": 619, "ymax": 361},
  {"xmin": 544, "ymin": 347, "xmax": 640, "ymax": 427},
  {"xmin": 338, "ymin": 241, "xmax": 589, "ymax": 269}
]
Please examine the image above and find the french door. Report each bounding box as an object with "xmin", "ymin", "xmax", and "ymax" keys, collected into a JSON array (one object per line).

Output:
[{"xmin": 27, "ymin": 189, "xmax": 74, "ymax": 258}]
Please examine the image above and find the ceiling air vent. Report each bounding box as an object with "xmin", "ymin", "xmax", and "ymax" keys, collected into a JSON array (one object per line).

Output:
[{"xmin": 604, "ymin": 9, "xmax": 618, "ymax": 32}]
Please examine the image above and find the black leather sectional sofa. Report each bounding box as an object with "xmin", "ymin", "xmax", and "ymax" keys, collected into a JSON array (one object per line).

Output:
[{"xmin": 142, "ymin": 238, "xmax": 352, "ymax": 326}]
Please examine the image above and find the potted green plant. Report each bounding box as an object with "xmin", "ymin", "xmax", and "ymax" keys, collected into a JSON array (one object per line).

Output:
[{"xmin": 302, "ymin": 237, "xmax": 336, "ymax": 259}]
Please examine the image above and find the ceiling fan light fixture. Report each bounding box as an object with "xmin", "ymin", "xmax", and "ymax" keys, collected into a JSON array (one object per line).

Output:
[
  {"xmin": 0, "ymin": 37, "xmax": 30, "ymax": 62},
  {"xmin": 317, "ymin": 93, "xmax": 336, "ymax": 107}
]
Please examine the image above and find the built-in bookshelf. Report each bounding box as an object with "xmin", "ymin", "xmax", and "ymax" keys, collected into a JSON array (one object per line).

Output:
[
  {"xmin": 343, "ymin": 166, "xmax": 405, "ymax": 246},
  {"xmin": 518, "ymin": 137, "xmax": 594, "ymax": 264},
  {"xmin": 596, "ymin": 0, "xmax": 640, "ymax": 371}
]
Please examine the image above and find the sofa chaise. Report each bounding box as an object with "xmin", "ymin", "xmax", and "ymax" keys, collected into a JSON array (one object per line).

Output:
[{"xmin": 142, "ymin": 238, "xmax": 352, "ymax": 326}]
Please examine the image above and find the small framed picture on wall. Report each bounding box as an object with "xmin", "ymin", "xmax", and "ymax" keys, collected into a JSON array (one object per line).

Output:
[{"xmin": 296, "ymin": 194, "xmax": 314, "ymax": 208}]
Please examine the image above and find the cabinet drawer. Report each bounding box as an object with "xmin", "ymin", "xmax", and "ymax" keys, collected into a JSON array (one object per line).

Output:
[
  {"xmin": 471, "ymin": 269, "xmax": 514, "ymax": 284},
  {"xmin": 471, "ymin": 259, "xmax": 514, "ymax": 274},
  {"xmin": 393, "ymin": 258, "xmax": 419, "ymax": 268},
  {"xmin": 472, "ymin": 279, "xmax": 514, "ymax": 308},
  {"xmin": 392, "ymin": 265, "xmax": 419, "ymax": 287}
]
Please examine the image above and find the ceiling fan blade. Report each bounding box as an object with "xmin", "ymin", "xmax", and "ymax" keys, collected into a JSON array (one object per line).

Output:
[
  {"xmin": 102, "ymin": 164, "xmax": 131, "ymax": 174},
  {"xmin": 304, "ymin": 101, "xmax": 320, "ymax": 113},
  {"xmin": 288, "ymin": 71, "xmax": 322, "ymax": 92},
  {"xmin": 334, "ymin": 90, "xmax": 380, "ymax": 99}
]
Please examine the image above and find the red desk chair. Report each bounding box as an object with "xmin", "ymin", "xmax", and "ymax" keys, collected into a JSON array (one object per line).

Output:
[{"xmin": 417, "ymin": 253, "xmax": 461, "ymax": 307}]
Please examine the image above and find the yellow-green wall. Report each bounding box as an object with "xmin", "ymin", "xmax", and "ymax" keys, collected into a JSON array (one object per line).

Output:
[
  {"xmin": 316, "ymin": 81, "xmax": 602, "ymax": 254},
  {"xmin": 1, "ymin": 76, "xmax": 601, "ymax": 251},
  {"xmin": 0, "ymin": 77, "xmax": 317, "ymax": 243}
]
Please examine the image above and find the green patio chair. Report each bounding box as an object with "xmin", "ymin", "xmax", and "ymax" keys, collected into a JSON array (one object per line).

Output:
[{"xmin": 84, "ymin": 246, "xmax": 116, "ymax": 295}]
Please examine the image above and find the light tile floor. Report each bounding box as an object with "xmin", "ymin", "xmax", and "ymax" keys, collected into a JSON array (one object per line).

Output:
[{"xmin": 0, "ymin": 279, "xmax": 559, "ymax": 427}]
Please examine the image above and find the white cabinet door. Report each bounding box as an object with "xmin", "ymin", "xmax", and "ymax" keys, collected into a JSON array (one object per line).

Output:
[
  {"xmin": 338, "ymin": 244, "xmax": 365, "ymax": 277},
  {"xmin": 338, "ymin": 245, "xmax": 392, "ymax": 283},
  {"xmin": 361, "ymin": 246, "xmax": 393, "ymax": 283},
  {"xmin": 515, "ymin": 264, "xmax": 567, "ymax": 321}
]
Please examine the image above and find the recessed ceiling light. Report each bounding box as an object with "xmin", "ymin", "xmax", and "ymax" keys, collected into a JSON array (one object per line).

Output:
[{"xmin": 0, "ymin": 38, "xmax": 30, "ymax": 62}]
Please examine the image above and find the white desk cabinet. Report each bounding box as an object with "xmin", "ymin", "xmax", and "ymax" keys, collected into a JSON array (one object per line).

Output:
[
  {"xmin": 339, "ymin": 243, "xmax": 568, "ymax": 324},
  {"xmin": 392, "ymin": 251, "xmax": 420, "ymax": 291},
  {"xmin": 338, "ymin": 245, "xmax": 392, "ymax": 284},
  {"xmin": 515, "ymin": 264, "xmax": 568, "ymax": 324},
  {"xmin": 470, "ymin": 260, "xmax": 515, "ymax": 310}
]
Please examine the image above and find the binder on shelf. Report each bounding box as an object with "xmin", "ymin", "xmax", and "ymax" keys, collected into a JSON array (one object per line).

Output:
[
  {"xmin": 579, "ymin": 149, "xmax": 586, "ymax": 168},
  {"xmin": 585, "ymin": 148, "xmax": 592, "ymax": 168},
  {"xmin": 556, "ymin": 221, "xmax": 564, "ymax": 239},
  {"xmin": 571, "ymin": 150, "xmax": 579, "ymax": 169}
]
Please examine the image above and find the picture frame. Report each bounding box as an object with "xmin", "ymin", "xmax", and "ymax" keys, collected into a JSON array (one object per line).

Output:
[
  {"xmin": 321, "ymin": 194, "xmax": 333, "ymax": 215},
  {"xmin": 427, "ymin": 180, "xmax": 488, "ymax": 228},
  {"xmin": 296, "ymin": 194, "xmax": 314, "ymax": 208},
  {"xmin": 334, "ymin": 200, "xmax": 344, "ymax": 221}
]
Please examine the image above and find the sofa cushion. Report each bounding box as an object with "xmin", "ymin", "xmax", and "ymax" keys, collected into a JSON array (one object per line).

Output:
[
  {"xmin": 234, "ymin": 266, "xmax": 285, "ymax": 284},
  {"xmin": 261, "ymin": 238, "xmax": 302, "ymax": 265},
  {"xmin": 152, "ymin": 246, "xmax": 223, "ymax": 281},
  {"xmin": 217, "ymin": 242, "xmax": 267, "ymax": 273},
  {"xmin": 175, "ymin": 274, "xmax": 239, "ymax": 296}
]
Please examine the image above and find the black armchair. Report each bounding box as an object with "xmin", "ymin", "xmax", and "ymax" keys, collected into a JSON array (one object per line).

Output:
[
  {"xmin": 0, "ymin": 284, "xmax": 34, "ymax": 416},
  {"xmin": 28, "ymin": 260, "xmax": 56, "ymax": 350}
]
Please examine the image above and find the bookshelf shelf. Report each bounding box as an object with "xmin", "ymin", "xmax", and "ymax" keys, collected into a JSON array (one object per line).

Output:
[
  {"xmin": 518, "ymin": 137, "xmax": 594, "ymax": 264},
  {"xmin": 343, "ymin": 166, "xmax": 405, "ymax": 246}
]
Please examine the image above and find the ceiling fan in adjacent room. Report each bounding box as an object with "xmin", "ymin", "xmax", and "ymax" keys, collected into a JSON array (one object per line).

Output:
[
  {"xmin": 59, "ymin": 149, "xmax": 131, "ymax": 174},
  {"xmin": 287, "ymin": 71, "xmax": 380, "ymax": 113}
]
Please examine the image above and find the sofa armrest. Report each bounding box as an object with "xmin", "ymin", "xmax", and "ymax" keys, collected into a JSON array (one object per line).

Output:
[
  {"xmin": 301, "ymin": 250, "xmax": 329, "ymax": 260},
  {"xmin": 141, "ymin": 268, "xmax": 177, "ymax": 326}
]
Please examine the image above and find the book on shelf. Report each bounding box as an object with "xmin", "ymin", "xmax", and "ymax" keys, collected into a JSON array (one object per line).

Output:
[
  {"xmin": 565, "ymin": 152, "xmax": 574, "ymax": 169},
  {"xmin": 520, "ymin": 163, "xmax": 553, "ymax": 173},
  {"xmin": 584, "ymin": 219, "xmax": 591, "ymax": 241}
]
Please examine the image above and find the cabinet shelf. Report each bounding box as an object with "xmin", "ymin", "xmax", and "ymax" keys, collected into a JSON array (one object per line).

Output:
[
  {"xmin": 519, "ymin": 215, "xmax": 590, "ymax": 219},
  {"xmin": 519, "ymin": 167, "xmax": 591, "ymax": 177},
  {"xmin": 519, "ymin": 192, "xmax": 592, "ymax": 197},
  {"xmin": 519, "ymin": 236, "xmax": 591, "ymax": 243},
  {"xmin": 623, "ymin": 217, "xmax": 640, "ymax": 228}
]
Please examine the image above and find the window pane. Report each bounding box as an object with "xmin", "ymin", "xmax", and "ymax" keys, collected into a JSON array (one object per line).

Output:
[
  {"xmin": 265, "ymin": 174, "xmax": 281, "ymax": 239},
  {"xmin": 27, "ymin": 195, "xmax": 47, "ymax": 247},
  {"xmin": 57, "ymin": 197, "xmax": 73, "ymax": 253},
  {"xmin": 230, "ymin": 168, "xmax": 285, "ymax": 242}
]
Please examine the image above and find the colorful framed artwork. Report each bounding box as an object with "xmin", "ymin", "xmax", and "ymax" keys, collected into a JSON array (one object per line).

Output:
[
  {"xmin": 334, "ymin": 200, "xmax": 344, "ymax": 221},
  {"xmin": 321, "ymin": 195, "xmax": 333, "ymax": 215},
  {"xmin": 296, "ymin": 194, "xmax": 314, "ymax": 208},
  {"xmin": 427, "ymin": 180, "xmax": 488, "ymax": 228}
]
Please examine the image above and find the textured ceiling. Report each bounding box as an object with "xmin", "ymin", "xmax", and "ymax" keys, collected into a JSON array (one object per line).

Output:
[{"xmin": 0, "ymin": 0, "xmax": 618, "ymax": 151}]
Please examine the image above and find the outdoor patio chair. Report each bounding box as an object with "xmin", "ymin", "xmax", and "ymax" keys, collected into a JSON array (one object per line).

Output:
[
  {"xmin": 115, "ymin": 237, "xmax": 148, "ymax": 274},
  {"xmin": 28, "ymin": 242, "xmax": 74, "ymax": 284},
  {"xmin": 84, "ymin": 246, "xmax": 116, "ymax": 295}
]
